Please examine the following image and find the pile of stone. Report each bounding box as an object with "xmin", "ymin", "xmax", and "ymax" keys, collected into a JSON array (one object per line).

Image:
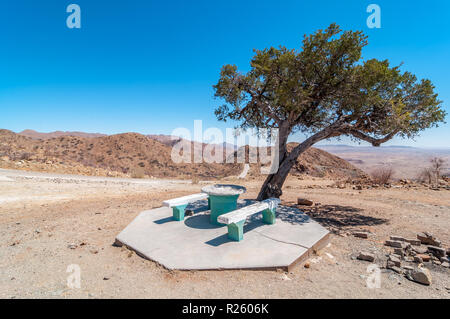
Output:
[{"xmin": 383, "ymin": 232, "xmax": 449, "ymax": 285}]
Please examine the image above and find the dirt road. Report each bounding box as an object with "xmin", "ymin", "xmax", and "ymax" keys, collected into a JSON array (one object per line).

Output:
[{"xmin": 0, "ymin": 169, "xmax": 449, "ymax": 298}]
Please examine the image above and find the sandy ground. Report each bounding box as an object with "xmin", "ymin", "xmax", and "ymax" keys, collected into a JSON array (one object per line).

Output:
[{"xmin": 0, "ymin": 169, "xmax": 449, "ymax": 299}]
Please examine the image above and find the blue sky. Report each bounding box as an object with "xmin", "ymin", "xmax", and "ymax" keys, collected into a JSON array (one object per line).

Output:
[{"xmin": 0, "ymin": 0, "xmax": 449, "ymax": 147}]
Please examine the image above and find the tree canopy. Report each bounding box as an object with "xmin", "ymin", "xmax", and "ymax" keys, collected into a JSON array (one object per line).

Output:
[{"xmin": 213, "ymin": 24, "xmax": 446, "ymax": 200}]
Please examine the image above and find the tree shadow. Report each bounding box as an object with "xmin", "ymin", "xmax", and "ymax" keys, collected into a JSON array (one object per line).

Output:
[{"xmin": 290, "ymin": 203, "xmax": 389, "ymax": 233}]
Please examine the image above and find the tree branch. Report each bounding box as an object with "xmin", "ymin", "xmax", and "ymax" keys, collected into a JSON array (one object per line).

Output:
[{"xmin": 345, "ymin": 128, "xmax": 398, "ymax": 146}]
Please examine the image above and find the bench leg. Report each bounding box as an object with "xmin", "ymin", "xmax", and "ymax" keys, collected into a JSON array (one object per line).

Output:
[
  {"xmin": 227, "ymin": 220, "xmax": 245, "ymax": 241},
  {"xmin": 172, "ymin": 204, "xmax": 188, "ymax": 221},
  {"xmin": 262, "ymin": 207, "xmax": 276, "ymax": 225}
]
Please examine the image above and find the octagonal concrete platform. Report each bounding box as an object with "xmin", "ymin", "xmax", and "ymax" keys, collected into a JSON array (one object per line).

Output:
[{"xmin": 115, "ymin": 199, "xmax": 330, "ymax": 271}]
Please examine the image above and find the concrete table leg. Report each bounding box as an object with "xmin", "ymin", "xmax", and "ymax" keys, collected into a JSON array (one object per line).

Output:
[{"xmin": 209, "ymin": 194, "xmax": 240, "ymax": 225}]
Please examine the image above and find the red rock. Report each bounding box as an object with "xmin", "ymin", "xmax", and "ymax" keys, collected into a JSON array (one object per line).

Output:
[
  {"xmin": 417, "ymin": 232, "xmax": 441, "ymax": 247},
  {"xmin": 416, "ymin": 254, "xmax": 431, "ymax": 262},
  {"xmin": 297, "ymin": 198, "xmax": 314, "ymax": 206}
]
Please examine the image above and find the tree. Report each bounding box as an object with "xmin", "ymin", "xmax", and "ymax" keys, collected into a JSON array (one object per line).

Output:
[{"xmin": 213, "ymin": 24, "xmax": 446, "ymax": 200}]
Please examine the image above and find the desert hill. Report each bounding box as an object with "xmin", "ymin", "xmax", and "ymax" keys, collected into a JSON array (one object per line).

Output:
[{"xmin": 0, "ymin": 129, "xmax": 366, "ymax": 180}]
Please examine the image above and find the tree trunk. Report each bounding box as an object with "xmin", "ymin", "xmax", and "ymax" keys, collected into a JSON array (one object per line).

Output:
[
  {"xmin": 257, "ymin": 124, "xmax": 339, "ymax": 200},
  {"xmin": 256, "ymin": 155, "xmax": 296, "ymax": 200}
]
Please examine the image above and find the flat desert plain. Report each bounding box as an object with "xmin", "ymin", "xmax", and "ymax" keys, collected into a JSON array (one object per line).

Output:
[
  {"xmin": 318, "ymin": 145, "xmax": 450, "ymax": 180},
  {"xmin": 0, "ymin": 169, "xmax": 449, "ymax": 299}
]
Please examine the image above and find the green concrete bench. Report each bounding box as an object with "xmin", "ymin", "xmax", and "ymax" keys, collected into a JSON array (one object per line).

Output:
[
  {"xmin": 217, "ymin": 198, "xmax": 281, "ymax": 241},
  {"xmin": 163, "ymin": 193, "xmax": 209, "ymax": 221}
]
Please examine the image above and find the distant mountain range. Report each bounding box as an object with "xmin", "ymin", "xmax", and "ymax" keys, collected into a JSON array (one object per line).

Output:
[
  {"xmin": 19, "ymin": 129, "xmax": 107, "ymax": 140},
  {"xmin": 8, "ymin": 129, "xmax": 448, "ymax": 179},
  {"xmin": 0, "ymin": 128, "xmax": 368, "ymax": 180}
]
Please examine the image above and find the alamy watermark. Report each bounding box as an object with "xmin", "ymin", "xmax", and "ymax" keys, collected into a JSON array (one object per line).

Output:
[
  {"xmin": 67, "ymin": 264, "xmax": 81, "ymax": 289},
  {"xmin": 64, "ymin": 4, "xmax": 380, "ymax": 30},
  {"xmin": 366, "ymin": 4, "xmax": 381, "ymax": 29},
  {"xmin": 170, "ymin": 120, "xmax": 279, "ymax": 175},
  {"xmin": 366, "ymin": 264, "xmax": 381, "ymax": 289},
  {"xmin": 66, "ymin": 4, "xmax": 81, "ymax": 29}
]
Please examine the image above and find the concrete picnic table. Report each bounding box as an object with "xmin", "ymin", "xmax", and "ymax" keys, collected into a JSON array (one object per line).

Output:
[{"xmin": 201, "ymin": 184, "xmax": 246, "ymax": 225}]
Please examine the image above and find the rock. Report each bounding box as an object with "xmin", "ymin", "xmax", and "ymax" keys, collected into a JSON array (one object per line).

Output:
[
  {"xmin": 428, "ymin": 246, "xmax": 446, "ymax": 258},
  {"xmin": 388, "ymin": 255, "xmax": 402, "ymax": 267},
  {"xmin": 405, "ymin": 239, "xmax": 421, "ymax": 246},
  {"xmin": 415, "ymin": 254, "xmax": 431, "ymax": 262},
  {"xmin": 67, "ymin": 243, "xmax": 77, "ymax": 249},
  {"xmin": 357, "ymin": 252, "xmax": 375, "ymax": 262},
  {"xmin": 433, "ymin": 260, "xmax": 441, "ymax": 266},
  {"xmin": 297, "ymin": 198, "xmax": 314, "ymax": 206},
  {"xmin": 394, "ymin": 248, "xmax": 405, "ymax": 257},
  {"xmin": 185, "ymin": 209, "xmax": 194, "ymax": 217},
  {"xmin": 112, "ymin": 239, "xmax": 123, "ymax": 247},
  {"xmin": 390, "ymin": 235, "xmax": 407, "ymax": 242},
  {"xmin": 281, "ymin": 274, "xmax": 291, "ymax": 281},
  {"xmin": 442, "ymin": 262, "xmax": 449, "ymax": 268},
  {"xmin": 304, "ymin": 262, "xmax": 310, "ymax": 269},
  {"xmin": 447, "ymin": 248, "xmax": 450, "ymax": 256},
  {"xmin": 414, "ymin": 256, "xmax": 423, "ymax": 263},
  {"xmin": 353, "ymin": 232, "xmax": 369, "ymax": 239},
  {"xmin": 417, "ymin": 232, "xmax": 441, "ymax": 247},
  {"xmin": 412, "ymin": 246, "xmax": 428, "ymax": 254},
  {"xmin": 385, "ymin": 240, "xmax": 406, "ymax": 248},
  {"xmin": 387, "ymin": 264, "xmax": 403, "ymax": 274},
  {"xmin": 402, "ymin": 265, "xmax": 414, "ymax": 271},
  {"xmin": 407, "ymin": 267, "xmax": 432, "ymax": 286}
]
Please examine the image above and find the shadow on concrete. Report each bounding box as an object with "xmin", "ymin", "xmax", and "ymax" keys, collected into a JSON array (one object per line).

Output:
[
  {"xmin": 186, "ymin": 200, "xmax": 210, "ymax": 213},
  {"xmin": 184, "ymin": 214, "xmax": 224, "ymax": 230},
  {"xmin": 276, "ymin": 205, "xmax": 311, "ymax": 225},
  {"xmin": 205, "ymin": 233, "xmax": 230, "ymax": 246},
  {"xmin": 204, "ymin": 202, "xmax": 312, "ymax": 247},
  {"xmin": 153, "ymin": 216, "xmax": 175, "ymax": 225}
]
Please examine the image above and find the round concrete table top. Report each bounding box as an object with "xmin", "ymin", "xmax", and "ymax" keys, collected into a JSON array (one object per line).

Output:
[{"xmin": 201, "ymin": 184, "xmax": 246, "ymax": 196}]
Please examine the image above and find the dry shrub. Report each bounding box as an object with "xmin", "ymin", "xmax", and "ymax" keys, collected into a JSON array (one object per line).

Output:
[
  {"xmin": 191, "ymin": 175, "xmax": 199, "ymax": 184},
  {"xmin": 370, "ymin": 167, "xmax": 394, "ymax": 184},
  {"xmin": 130, "ymin": 167, "xmax": 146, "ymax": 179},
  {"xmin": 418, "ymin": 157, "xmax": 446, "ymax": 184},
  {"xmin": 418, "ymin": 168, "xmax": 434, "ymax": 184}
]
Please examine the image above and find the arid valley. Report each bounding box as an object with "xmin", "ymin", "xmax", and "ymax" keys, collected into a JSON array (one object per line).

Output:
[{"xmin": 0, "ymin": 130, "xmax": 449, "ymax": 298}]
